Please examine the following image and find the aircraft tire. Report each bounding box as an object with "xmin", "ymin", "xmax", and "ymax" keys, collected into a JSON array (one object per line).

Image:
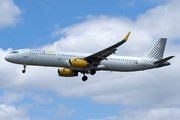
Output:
[
  {"xmin": 90, "ymin": 69, "xmax": 96, "ymax": 75},
  {"xmin": 22, "ymin": 70, "xmax": 26, "ymax": 73},
  {"xmin": 82, "ymin": 76, "xmax": 88, "ymax": 81}
]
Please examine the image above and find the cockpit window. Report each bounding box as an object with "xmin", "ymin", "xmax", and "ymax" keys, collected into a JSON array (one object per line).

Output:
[{"xmin": 11, "ymin": 51, "xmax": 19, "ymax": 54}]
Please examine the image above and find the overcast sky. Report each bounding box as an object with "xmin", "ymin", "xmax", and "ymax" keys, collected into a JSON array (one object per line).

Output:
[{"xmin": 0, "ymin": 0, "xmax": 180, "ymax": 120}]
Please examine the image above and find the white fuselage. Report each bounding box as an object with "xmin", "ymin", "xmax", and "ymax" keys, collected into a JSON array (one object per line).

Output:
[
  {"xmin": 4, "ymin": 34, "xmax": 173, "ymax": 81},
  {"xmin": 5, "ymin": 49, "xmax": 144, "ymax": 72}
]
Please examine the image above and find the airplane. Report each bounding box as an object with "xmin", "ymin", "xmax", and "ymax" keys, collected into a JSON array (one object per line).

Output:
[{"xmin": 5, "ymin": 32, "xmax": 174, "ymax": 81}]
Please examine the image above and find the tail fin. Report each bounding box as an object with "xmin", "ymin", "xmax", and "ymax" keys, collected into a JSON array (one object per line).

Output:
[{"xmin": 143, "ymin": 38, "xmax": 167, "ymax": 60}]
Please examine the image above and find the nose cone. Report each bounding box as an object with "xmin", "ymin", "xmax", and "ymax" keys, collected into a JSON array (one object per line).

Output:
[{"xmin": 5, "ymin": 55, "xmax": 11, "ymax": 62}]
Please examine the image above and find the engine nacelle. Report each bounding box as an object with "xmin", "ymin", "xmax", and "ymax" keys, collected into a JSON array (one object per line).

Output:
[
  {"xmin": 69, "ymin": 59, "xmax": 88, "ymax": 67},
  {"xmin": 58, "ymin": 68, "xmax": 78, "ymax": 77}
]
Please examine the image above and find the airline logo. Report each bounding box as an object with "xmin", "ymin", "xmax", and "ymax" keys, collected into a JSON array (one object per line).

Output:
[{"xmin": 46, "ymin": 51, "xmax": 55, "ymax": 53}]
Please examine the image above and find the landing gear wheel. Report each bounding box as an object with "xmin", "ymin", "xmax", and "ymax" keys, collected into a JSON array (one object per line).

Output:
[
  {"xmin": 22, "ymin": 64, "xmax": 26, "ymax": 73},
  {"xmin": 82, "ymin": 76, "xmax": 88, "ymax": 81},
  {"xmin": 90, "ymin": 69, "xmax": 96, "ymax": 75},
  {"xmin": 22, "ymin": 70, "xmax": 26, "ymax": 73}
]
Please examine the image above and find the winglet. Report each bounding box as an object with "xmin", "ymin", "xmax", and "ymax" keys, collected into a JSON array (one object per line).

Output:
[{"xmin": 124, "ymin": 31, "xmax": 131, "ymax": 41}]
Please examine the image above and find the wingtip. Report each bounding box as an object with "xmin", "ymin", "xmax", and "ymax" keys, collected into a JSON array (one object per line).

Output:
[
  {"xmin": 170, "ymin": 56, "xmax": 175, "ymax": 58},
  {"xmin": 124, "ymin": 31, "xmax": 131, "ymax": 41}
]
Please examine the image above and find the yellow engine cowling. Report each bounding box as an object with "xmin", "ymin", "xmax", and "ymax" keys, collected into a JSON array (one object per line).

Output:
[
  {"xmin": 58, "ymin": 68, "xmax": 78, "ymax": 77},
  {"xmin": 69, "ymin": 59, "xmax": 88, "ymax": 67}
]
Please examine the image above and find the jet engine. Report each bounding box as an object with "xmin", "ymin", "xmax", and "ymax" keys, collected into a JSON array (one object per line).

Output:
[
  {"xmin": 69, "ymin": 59, "xmax": 88, "ymax": 67},
  {"xmin": 58, "ymin": 68, "xmax": 78, "ymax": 77}
]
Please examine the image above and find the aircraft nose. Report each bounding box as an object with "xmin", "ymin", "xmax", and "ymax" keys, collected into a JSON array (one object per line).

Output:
[{"xmin": 5, "ymin": 55, "xmax": 11, "ymax": 62}]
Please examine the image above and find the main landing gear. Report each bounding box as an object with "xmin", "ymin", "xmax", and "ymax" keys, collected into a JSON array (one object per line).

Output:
[
  {"xmin": 90, "ymin": 69, "xmax": 96, "ymax": 75},
  {"xmin": 82, "ymin": 69, "xmax": 96, "ymax": 82},
  {"xmin": 82, "ymin": 75, "xmax": 88, "ymax": 81},
  {"xmin": 22, "ymin": 64, "xmax": 26, "ymax": 73}
]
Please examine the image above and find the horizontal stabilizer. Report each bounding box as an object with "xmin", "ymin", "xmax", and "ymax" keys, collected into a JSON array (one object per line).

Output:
[{"xmin": 154, "ymin": 56, "xmax": 175, "ymax": 64}]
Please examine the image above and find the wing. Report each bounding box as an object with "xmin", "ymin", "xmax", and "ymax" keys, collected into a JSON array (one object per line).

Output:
[{"xmin": 85, "ymin": 32, "xmax": 131, "ymax": 66}]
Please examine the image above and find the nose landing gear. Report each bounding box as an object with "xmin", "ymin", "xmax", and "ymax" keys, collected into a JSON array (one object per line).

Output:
[{"xmin": 22, "ymin": 64, "xmax": 26, "ymax": 73}]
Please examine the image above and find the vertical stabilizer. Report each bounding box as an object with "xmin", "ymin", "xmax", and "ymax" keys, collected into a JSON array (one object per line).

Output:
[
  {"xmin": 134, "ymin": 38, "xmax": 173, "ymax": 71},
  {"xmin": 143, "ymin": 38, "xmax": 167, "ymax": 60}
]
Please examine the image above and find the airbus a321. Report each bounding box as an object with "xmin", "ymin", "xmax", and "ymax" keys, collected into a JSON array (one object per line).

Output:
[{"xmin": 5, "ymin": 32, "xmax": 174, "ymax": 81}]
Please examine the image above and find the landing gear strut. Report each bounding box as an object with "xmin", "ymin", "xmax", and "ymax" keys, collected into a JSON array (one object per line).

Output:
[
  {"xmin": 82, "ymin": 75, "xmax": 88, "ymax": 81},
  {"xmin": 22, "ymin": 64, "xmax": 26, "ymax": 73}
]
